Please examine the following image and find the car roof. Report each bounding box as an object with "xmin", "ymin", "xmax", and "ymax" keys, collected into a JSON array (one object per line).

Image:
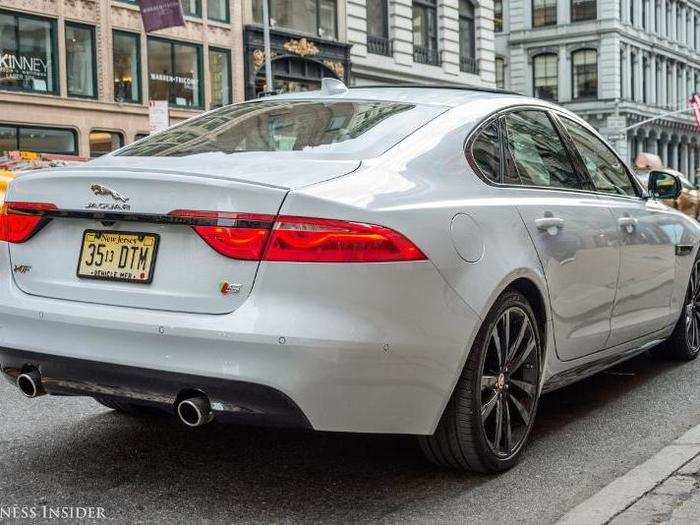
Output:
[{"xmin": 265, "ymin": 85, "xmax": 531, "ymax": 108}]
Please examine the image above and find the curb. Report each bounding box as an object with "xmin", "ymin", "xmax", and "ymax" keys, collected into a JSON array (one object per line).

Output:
[{"xmin": 556, "ymin": 424, "xmax": 700, "ymax": 525}]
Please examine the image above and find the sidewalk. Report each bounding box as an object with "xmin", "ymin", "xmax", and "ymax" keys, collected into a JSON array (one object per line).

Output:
[{"xmin": 557, "ymin": 424, "xmax": 700, "ymax": 524}]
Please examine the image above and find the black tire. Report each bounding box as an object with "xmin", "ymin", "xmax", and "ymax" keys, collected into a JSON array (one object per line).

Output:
[
  {"xmin": 419, "ymin": 289, "xmax": 542, "ymax": 473},
  {"xmin": 652, "ymin": 257, "xmax": 700, "ymax": 361},
  {"xmin": 94, "ymin": 396, "xmax": 144, "ymax": 415}
]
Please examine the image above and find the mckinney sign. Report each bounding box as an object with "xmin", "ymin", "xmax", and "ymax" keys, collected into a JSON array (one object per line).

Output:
[{"xmin": 0, "ymin": 53, "xmax": 48, "ymax": 78}]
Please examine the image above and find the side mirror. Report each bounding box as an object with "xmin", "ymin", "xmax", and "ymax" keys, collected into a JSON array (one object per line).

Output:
[{"xmin": 648, "ymin": 170, "xmax": 682, "ymax": 200}]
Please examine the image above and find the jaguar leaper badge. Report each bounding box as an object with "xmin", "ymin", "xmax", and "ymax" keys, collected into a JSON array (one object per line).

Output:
[{"xmin": 90, "ymin": 184, "xmax": 130, "ymax": 203}]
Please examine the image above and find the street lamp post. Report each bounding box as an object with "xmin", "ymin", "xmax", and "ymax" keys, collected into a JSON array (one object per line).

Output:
[{"xmin": 262, "ymin": 0, "xmax": 274, "ymax": 96}]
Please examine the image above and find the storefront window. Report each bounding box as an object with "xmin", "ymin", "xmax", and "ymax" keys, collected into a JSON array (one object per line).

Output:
[
  {"xmin": 66, "ymin": 23, "xmax": 96, "ymax": 98},
  {"xmin": 0, "ymin": 11, "xmax": 57, "ymax": 94},
  {"xmin": 253, "ymin": 0, "xmax": 337, "ymax": 40},
  {"xmin": 0, "ymin": 124, "xmax": 76, "ymax": 155},
  {"xmin": 90, "ymin": 130, "xmax": 124, "ymax": 158},
  {"xmin": 208, "ymin": 0, "xmax": 229, "ymax": 22},
  {"xmin": 113, "ymin": 31, "xmax": 141, "ymax": 103},
  {"xmin": 209, "ymin": 48, "xmax": 231, "ymax": 108},
  {"xmin": 147, "ymin": 38, "xmax": 202, "ymax": 108}
]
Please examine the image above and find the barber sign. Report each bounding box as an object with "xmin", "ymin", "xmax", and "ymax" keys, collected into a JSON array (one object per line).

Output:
[
  {"xmin": 137, "ymin": 0, "xmax": 185, "ymax": 33},
  {"xmin": 690, "ymin": 94, "xmax": 700, "ymax": 129}
]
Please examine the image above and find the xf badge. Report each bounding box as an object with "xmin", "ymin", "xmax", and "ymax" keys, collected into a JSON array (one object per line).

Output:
[{"xmin": 13, "ymin": 264, "xmax": 31, "ymax": 274}]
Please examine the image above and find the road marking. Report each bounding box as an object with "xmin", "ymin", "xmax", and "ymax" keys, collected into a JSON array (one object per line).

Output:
[{"xmin": 556, "ymin": 423, "xmax": 700, "ymax": 525}]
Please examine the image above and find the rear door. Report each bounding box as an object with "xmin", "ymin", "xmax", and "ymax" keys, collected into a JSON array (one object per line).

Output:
[
  {"xmin": 502, "ymin": 109, "xmax": 621, "ymax": 361},
  {"xmin": 556, "ymin": 116, "xmax": 679, "ymax": 347}
]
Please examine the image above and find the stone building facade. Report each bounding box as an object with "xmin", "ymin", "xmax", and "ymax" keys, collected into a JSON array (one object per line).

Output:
[
  {"xmin": 496, "ymin": 0, "xmax": 700, "ymax": 180},
  {"xmin": 0, "ymin": 0, "xmax": 244, "ymax": 158},
  {"xmin": 347, "ymin": 0, "xmax": 496, "ymax": 87}
]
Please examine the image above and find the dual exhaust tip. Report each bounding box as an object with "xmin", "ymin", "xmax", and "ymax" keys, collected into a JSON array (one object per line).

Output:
[
  {"xmin": 16, "ymin": 368, "xmax": 213, "ymax": 428},
  {"xmin": 16, "ymin": 369, "xmax": 46, "ymax": 398}
]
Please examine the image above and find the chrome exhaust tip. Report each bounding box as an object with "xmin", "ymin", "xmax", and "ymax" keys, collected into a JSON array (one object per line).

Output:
[
  {"xmin": 176, "ymin": 396, "xmax": 214, "ymax": 427},
  {"xmin": 16, "ymin": 370, "xmax": 46, "ymax": 398}
]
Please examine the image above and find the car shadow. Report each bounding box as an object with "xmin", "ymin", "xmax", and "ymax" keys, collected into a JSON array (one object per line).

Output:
[{"xmin": 10, "ymin": 351, "xmax": 689, "ymax": 522}]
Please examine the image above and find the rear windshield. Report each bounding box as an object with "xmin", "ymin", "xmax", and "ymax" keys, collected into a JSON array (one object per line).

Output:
[{"xmin": 116, "ymin": 100, "xmax": 446, "ymax": 160}]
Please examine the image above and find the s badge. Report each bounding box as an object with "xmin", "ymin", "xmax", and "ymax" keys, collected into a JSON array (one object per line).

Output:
[{"xmin": 219, "ymin": 281, "xmax": 242, "ymax": 295}]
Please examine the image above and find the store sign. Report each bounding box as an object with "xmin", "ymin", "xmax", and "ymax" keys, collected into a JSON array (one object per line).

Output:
[
  {"xmin": 149, "ymin": 101, "xmax": 170, "ymax": 133},
  {"xmin": 137, "ymin": 0, "xmax": 185, "ymax": 33},
  {"xmin": 149, "ymin": 73, "xmax": 195, "ymax": 88},
  {"xmin": 0, "ymin": 52, "xmax": 48, "ymax": 83}
]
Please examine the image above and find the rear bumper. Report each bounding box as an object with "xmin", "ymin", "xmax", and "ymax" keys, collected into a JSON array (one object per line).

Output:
[
  {"xmin": 0, "ymin": 347, "xmax": 311, "ymax": 428},
  {"xmin": 0, "ymin": 245, "xmax": 480, "ymax": 435}
]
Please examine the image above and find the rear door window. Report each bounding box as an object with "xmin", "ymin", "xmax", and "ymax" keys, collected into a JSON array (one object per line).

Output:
[
  {"xmin": 502, "ymin": 111, "xmax": 582, "ymax": 190},
  {"xmin": 471, "ymin": 121, "xmax": 502, "ymax": 183},
  {"xmin": 559, "ymin": 117, "xmax": 638, "ymax": 197}
]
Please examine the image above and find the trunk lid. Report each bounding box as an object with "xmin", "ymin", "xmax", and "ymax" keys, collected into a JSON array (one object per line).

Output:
[{"xmin": 6, "ymin": 159, "xmax": 358, "ymax": 314}]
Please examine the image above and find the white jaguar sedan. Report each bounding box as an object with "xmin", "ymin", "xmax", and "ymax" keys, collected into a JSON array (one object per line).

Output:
[{"xmin": 1, "ymin": 82, "xmax": 698, "ymax": 473}]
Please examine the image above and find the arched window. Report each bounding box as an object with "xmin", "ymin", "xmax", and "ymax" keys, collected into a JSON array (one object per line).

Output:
[
  {"xmin": 572, "ymin": 49, "xmax": 598, "ymax": 100},
  {"xmin": 533, "ymin": 53, "xmax": 558, "ymax": 100},
  {"xmin": 571, "ymin": 0, "xmax": 597, "ymax": 22},
  {"xmin": 459, "ymin": 0, "xmax": 477, "ymax": 73}
]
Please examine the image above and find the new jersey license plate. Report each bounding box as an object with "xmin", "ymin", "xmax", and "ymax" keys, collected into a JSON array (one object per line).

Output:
[{"xmin": 76, "ymin": 230, "xmax": 159, "ymax": 284}]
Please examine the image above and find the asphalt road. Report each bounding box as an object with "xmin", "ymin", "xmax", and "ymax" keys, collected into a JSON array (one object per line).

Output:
[{"xmin": 1, "ymin": 352, "xmax": 699, "ymax": 524}]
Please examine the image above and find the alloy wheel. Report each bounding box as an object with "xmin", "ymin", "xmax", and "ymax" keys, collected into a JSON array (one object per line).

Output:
[
  {"xmin": 480, "ymin": 306, "xmax": 540, "ymax": 458},
  {"xmin": 685, "ymin": 260, "xmax": 700, "ymax": 354}
]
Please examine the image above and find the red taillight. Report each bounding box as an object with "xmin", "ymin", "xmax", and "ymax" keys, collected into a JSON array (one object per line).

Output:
[
  {"xmin": 168, "ymin": 210, "xmax": 275, "ymax": 261},
  {"xmin": 170, "ymin": 211, "xmax": 426, "ymax": 263},
  {"xmin": 0, "ymin": 201, "xmax": 57, "ymax": 243},
  {"xmin": 266, "ymin": 216, "xmax": 427, "ymax": 263}
]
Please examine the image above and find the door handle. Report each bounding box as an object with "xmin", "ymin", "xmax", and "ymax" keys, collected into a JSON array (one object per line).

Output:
[
  {"xmin": 618, "ymin": 216, "xmax": 638, "ymax": 233},
  {"xmin": 535, "ymin": 217, "xmax": 565, "ymax": 233}
]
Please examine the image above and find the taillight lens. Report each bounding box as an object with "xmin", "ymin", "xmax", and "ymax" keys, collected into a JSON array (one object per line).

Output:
[
  {"xmin": 0, "ymin": 201, "xmax": 57, "ymax": 243},
  {"xmin": 170, "ymin": 211, "xmax": 426, "ymax": 263},
  {"xmin": 168, "ymin": 210, "xmax": 275, "ymax": 260},
  {"xmin": 265, "ymin": 216, "xmax": 427, "ymax": 263}
]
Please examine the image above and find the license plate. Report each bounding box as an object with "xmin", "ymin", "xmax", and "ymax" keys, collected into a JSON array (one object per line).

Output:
[{"xmin": 76, "ymin": 230, "xmax": 160, "ymax": 284}]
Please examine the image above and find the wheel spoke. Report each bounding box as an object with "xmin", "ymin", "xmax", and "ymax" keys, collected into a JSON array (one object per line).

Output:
[
  {"xmin": 507, "ymin": 316, "xmax": 528, "ymax": 363},
  {"xmin": 482, "ymin": 375, "xmax": 498, "ymax": 390},
  {"xmin": 503, "ymin": 398, "xmax": 512, "ymax": 452},
  {"xmin": 481, "ymin": 391, "xmax": 499, "ymax": 421},
  {"xmin": 509, "ymin": 337, "xmax": 536, "ymax": 373},
  {"xmin": 503, "ymin": 311, "xmax": 511, "ymax": 364},
  {"xmin": 491, "ymin": 331, "xmax": 503, "ymax": 369},
  {"xmin": 510, "ymin": 378, "xmax": 536, "ymax": 398},
  {"xmin": 493, "ymin": 397, "xmax": 503, "ymax": 451},
  {"xmin": 509, "ymin": 393, "xmax": 531, "ymax": 424}
]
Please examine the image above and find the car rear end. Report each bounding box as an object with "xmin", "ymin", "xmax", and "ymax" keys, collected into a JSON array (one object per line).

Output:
[{"xmin": 0, "ymin": 96, "xmax": 477, "ymax": 435}]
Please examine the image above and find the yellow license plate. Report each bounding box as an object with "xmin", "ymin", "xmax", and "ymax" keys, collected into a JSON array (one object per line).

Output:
[{"xmin": 76, "ymin": 230, "xmax": 160, "ymax": 284}]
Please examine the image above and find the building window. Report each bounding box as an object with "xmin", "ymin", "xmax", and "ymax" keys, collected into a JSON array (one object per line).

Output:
[
  {"xmin": 89, "ymin": 130, "xmax": 124, "ymax": 158},
  {"xmin": 65, "ymin": 23, "xmax": 96, "ymax": 98},
  {"xmin": 620, "ymin": 50, "xmax": 625, "ymax": 99},
  {"xmin": 0, "ymin": 10, "xmax": 57, "ymax": 94},
  {"xmin": 495, "ymin": 1, "xmax": 504, "ymax": 32},
  {"xmin": 642, "ymin": 55, "xmax": 649, "ymax": 103},
  {"xmin": 496, "ymin": 57, "xmax": 506, "ymax": 89},
  {"xmin": 667, "ymin": 2, "xmax": 672, "ymax": 36},
  {"xmin": 532, "ymin": 0, "xmax": 557, "ymax": 27},
  {"xmin": 147, "ymin": 37, "xmax": 203, "ymax": 108},
  {"xmin": 0, "ymin": 124, "xmax": 76, "ymax": 155},
  {"xmin": 134, "ymin": 133, "xmax": 149, "ymax": 142},
  {"xmin": 113, "ymin": 31, "xmax": 141, "ymax": 103},
  {"xmin": 459, "ymin": 1, "xmax": 477, "ymax": 73},
  {"xmin": 413, "ymin": 0, "xmax": 439, "ymax": 65},
  {"xmin": 253, "ymin": 0, "xmax": 337, "ymax": 40},
  {"xmin": 209, "ymin": 48, "xmax": 231, "ymax": 108},
  {"xmin": 181, "ymin": 0, "xmax": 201, "ymax": 18},
  {"xmin": 533, "ymin": 53, "xmax": 558, "ymax": 101},
  {"xmin": 367, "ymin": 0, "xmax": 391, "ymax": 56},
  {"xmin": 571, "ymin": 0, "xmax": 596, "ymax": 22},
  {"xmin": 656, "ymin": 1, "xmax": 661, "ymax": 33},
  {"xmin": 207, "ymin": 0, "xmax": 229, "ymax": 22},
  {"xmin": 631, "ymin": 51, "xmax": 637, "ymax": 100},
  {"xmin": 572, "ymin": 49, "xmax": 597, "ymax": 100}
]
